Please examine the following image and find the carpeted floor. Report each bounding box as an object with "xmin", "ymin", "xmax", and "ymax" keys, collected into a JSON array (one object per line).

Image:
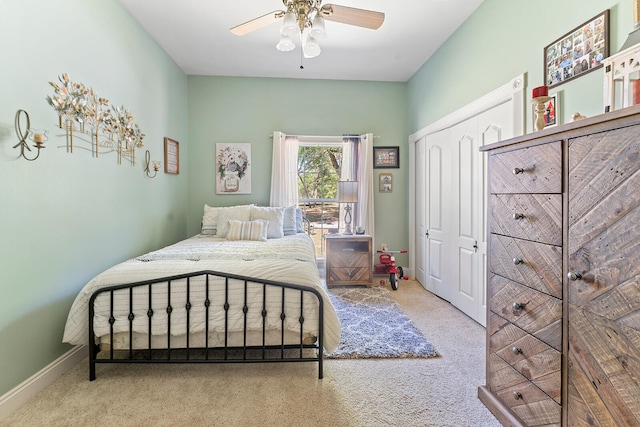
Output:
[
  {"xmin": 326, "ymin": 286, "xmax": 439, "ymax": 359},
  {"xmin": 1, "ymin": 280, "xmax": 500, "ymax": 427}
]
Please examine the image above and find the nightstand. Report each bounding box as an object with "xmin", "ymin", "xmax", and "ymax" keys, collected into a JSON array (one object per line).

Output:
[{"xmin": 324, "ymin": 234, "xmax": 372, "ymax": 287}]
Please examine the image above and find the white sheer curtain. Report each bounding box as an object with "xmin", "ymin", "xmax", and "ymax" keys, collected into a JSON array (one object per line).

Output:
[
  {"xmin": 341, "ymin": 133, "xmax": 375, "ymax": 241},
  {"xmin": 269, "ymin": 131, "xmax": 299, "ymax": 207}
]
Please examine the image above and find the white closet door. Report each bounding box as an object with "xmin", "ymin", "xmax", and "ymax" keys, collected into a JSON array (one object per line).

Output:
[
  {"xmin": 415, "ymin": 137, "xmax": 427, "ymax": 286},
  {"xmin": 418, "ymin": 101, "xmax": 514, "ymax": 325},
  {"xmin": 424, "ymin": 129, "xmax": 452, "ymax": 301},
  {"xmin": 409, "ymin": 75, "xmax": 523, "ymax": 325},
  {"xmin": 476, "ymin": 103, "xmax": 515, "ymax": 324},
  {"xmin": 451, "ymin": 117, "xmax": 482, "ymax": 323}
]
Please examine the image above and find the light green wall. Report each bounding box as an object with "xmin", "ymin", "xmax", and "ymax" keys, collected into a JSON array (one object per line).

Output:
[
  {"xmin": 0, "ymin": 0, "xmax": 188, "ymax": 396},
  {"xmin": 408, "ymin": 0, "xmax": 633, "ymax": 133},
  {"xmin": 187, "ymin": 76, "xmax": 409, "ymax": 263},
  {"xmin": 1, "ymin": 0, "xmax": 636, "ymax": 402}
]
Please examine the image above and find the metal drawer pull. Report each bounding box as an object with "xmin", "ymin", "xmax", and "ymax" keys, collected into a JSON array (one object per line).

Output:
[
  {"xmin": 512, "ymin": 302, "xmax": 525, "ymax": 310},
  {"xmin": 568, "ymin": 271, "xmax": 582, "ymax": 281},
  {"xmin": 512, "ymin": 346, "xmax": 522, "ymax": 355},
  {"xmin": 512, "ymin": 213, "xmax": 525, "ymax": 220},
  {"xmin": 513, "ymin": 391, "xmax": 523, "ymax": 400},
  {"xmin": 513, "ymin": 167, "xmax": 525, "ymax": 175},
  {"xmin": 513, "ymin": 258, "xmax": 523, "ymax": 265}
]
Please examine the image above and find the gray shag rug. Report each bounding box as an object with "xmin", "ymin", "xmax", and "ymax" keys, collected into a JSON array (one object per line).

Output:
[{"xmin": 325, "ymin": 287, "xmax": 439, "ymax": 359}]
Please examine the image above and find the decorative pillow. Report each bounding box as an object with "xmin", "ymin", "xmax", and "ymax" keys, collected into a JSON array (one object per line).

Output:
[
  {"xmin": 215, "ymin": 205, "xmax": 252, "ymax": 238},
  {"xmin": 295, "ymin": 208, "xmax": 305, "ymax": 233},
  {"xmin": 226, "ymin": 220, "xmax": 268, "ymax": 242},
  {"xmin": 201, "ymin": 205, "xmax": 220, "ymax": 235},
  {"xmin": 283, "ymin": 206, "xmax": 297, "ymax": 236},
  {"xmin": 250, "ymin": 206, "xmax": 285, "ymax": 239}
]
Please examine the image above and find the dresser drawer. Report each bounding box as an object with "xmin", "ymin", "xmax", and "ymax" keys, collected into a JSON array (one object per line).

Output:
[
  {"xmin": 489, "ymin": 234, "xmax": 562, "ymax": 299},
  {"xmin": 489, "ymin": 274, "xmax": 562, "ymax": 350},
  {"xmin": 488, "ymin": 353, "xmax": 561, "ymax": 426},
  {"xmin": 489, "ymin": 141, "xmax": 562, "ymax": 194},
  {"xmin": 490, "ymin": 194, "xmax": 562, "ymax": 246},
  {"xmin": 488, "ymin": 312, "xmax": 561, "ymax": 403}
]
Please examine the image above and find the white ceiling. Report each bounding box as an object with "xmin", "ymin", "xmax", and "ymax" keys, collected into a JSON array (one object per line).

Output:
[{"xmin": 120, "ymin": 0, "xmax": 484, "ymax": 82}]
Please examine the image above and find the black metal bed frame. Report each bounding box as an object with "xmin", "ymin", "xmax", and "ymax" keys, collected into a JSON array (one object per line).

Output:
[{"xmin": 88, "ymin": 270, "xmax": 324, "ymax": 380}]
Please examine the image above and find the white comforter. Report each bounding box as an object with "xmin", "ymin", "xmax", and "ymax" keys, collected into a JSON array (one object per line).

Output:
[{"xmin": 62, "ymin": 234, "xmax": 341, "ymax": 352}]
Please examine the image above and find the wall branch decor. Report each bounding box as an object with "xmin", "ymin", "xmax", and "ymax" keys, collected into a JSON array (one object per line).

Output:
[{"xmin": 46, "ymin": 73, "xmax": 145, "ymax": 165}]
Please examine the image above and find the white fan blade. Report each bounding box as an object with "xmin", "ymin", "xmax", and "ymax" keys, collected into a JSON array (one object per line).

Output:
[
  {"xmin": 321, "ymin": 4, "xmax": 384, "ymax": 30},
  {"xmin": 230, "ymin": 10, "xmax": 283, "ymax": 36}
]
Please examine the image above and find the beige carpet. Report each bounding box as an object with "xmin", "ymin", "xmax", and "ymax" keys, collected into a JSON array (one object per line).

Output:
[{"xmin": 1, "ymin": 280, "xmax": 499, "ymax": 427}]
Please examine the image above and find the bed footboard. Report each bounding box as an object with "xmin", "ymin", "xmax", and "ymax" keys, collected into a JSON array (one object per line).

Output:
[{"xmin": 88, "ymin": 270, "xmax": 324, "ymax": 380}]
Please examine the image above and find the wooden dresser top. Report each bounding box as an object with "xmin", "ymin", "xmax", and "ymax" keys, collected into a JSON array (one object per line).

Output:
[{"xmin": 481, "ymin": 104, "xmax": 640, "ymax": 153}]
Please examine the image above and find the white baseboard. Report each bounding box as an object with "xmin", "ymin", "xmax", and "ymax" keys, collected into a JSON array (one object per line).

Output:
[{"xmin": 0, "ymin": 345, "xmax": 87, "ymax": 422}]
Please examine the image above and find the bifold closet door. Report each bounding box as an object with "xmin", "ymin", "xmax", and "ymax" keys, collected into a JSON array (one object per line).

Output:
[
  {"xmin": 417, "ymin": 100, "xmax": 514, "ymax": 325},
  {"xmin": 450, "ymin": 117, "xmax": 483, "ymax": 323},
  {"xmin": 415, "ymin": 136, "xmax": 427, "ymax": 287},
  {"xmin": 423, "ymin": 129, "xmax": 453, "ymax": 302}
]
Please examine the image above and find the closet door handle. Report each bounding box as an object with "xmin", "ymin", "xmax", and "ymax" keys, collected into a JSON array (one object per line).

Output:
[
  {"xmin": 513, "ymin": 213, "xmax": 525, "ymax": 220},
  {"xmin": 513, "ymin": 258, "xmax": 523, "ymax": 265},
  {"xmin": 513, "ymin": 167, "xmax": 525, "ymax": 175}
]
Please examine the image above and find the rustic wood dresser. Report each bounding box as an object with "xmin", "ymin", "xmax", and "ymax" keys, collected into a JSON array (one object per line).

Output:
[{"xmin": 479, "ymin": 105, "xmax": 640, "ymax": 426}]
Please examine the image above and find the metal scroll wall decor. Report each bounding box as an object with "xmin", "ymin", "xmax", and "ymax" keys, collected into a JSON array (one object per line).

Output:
[{"xmin": 46, "ymin": 73, "xmax": 145, "ymax": 165}]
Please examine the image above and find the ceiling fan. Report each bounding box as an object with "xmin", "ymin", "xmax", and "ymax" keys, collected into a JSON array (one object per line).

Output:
[{"xmin": 230, "ymin": 0, "xmax": 385, "ymax": 58}]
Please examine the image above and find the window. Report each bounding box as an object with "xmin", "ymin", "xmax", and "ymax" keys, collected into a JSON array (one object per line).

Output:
[{"xmin": 297, "ymin": 142, "xmax": 343, "ymax": 257}]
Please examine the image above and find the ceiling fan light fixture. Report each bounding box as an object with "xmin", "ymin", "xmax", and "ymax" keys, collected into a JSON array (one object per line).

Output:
[
  {"xmin": 280, "ymin": 11, "xmax": 298, "ymax": 36},
  {"xmin": 231, "ymin": 2, "xmax": 385, "ymax": 62},
  {"xmin": 303, "ymin": 35, "xmax": 321, "ymax": 58},
  {"xmin": 276, "ymin": 34, "xmax": 296, "ymax": 52},
  {"xmin": 309, "ymin": 15, "xmax": 327, "ymax": 39}
]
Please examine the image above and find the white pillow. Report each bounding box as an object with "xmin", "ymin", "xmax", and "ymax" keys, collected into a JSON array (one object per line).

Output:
[
  {"xmin": 226, "ymin": 220, "xmax": 268, "ymax": 241},
  {"xmin": 283, "ymin": 206, "xmax": 297, "ymax": 236},
  {"xmin": 201, "ymin": 205, "xmax": 220, "ymax": 235},
  {"xmin": 201, "ymin": 204, "xmax": 252, "ymax": 235},
  {"xmin": 215, "ymin": 205, "xmax": 252, "ymax": 238},
  {"xmin": 250, "ymin": 206, "xmax": 285, "ymax": 239}
]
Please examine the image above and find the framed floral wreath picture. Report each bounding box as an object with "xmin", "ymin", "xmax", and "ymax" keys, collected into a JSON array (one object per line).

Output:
[{"xmin": 215, "ymin": 143, "xmax": 251, "ymax": 194}]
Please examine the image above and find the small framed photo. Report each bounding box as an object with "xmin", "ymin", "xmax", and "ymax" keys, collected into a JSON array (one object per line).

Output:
[
  {"xmin": 373, "ymin": 146, "xmax": 399, "ymax": 168},
  {"xmin": 379, "ymin": 173, "xmax": 393, "ymax": 192},
  {"xmin": 544, "ymin": 10, "xmax": 609, "ymax": 88},
  {"xmin": 532, "ymin": 91, "xmax": 560, "ymax": 128},
  {"xmin": 164, "ymin": 137, "xmax": 179, "ymax": 174}
]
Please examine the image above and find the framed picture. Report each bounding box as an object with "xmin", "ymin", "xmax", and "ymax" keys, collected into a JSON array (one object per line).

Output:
[
  {"xmin": 379, "ymin": 173, "xmax": 393, "ymax": 192},
  {"xmin": 544, "ymin": 10, "xmax": 609, "ymax": 88},
  {"xmin": 164, "ymin": 137, "xmax": 179, "ymax": 174},
  {"xmin": 215, "ymin": 143, "xmax": 251, "ymax": 194},
  {"xmin": 373, "ymin": 146, "xmax": 400, "ymax": 168},
  {"xmin": 532, "ymin": 91, "xmax": 560, "ymax": 128}
]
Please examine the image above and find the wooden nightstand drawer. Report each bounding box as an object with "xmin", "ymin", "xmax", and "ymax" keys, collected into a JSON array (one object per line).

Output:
[
  {"xmin": 328, "ymin": 267, "xmax": 370, "ymax": 284},
  {"xmin": 489, "ymin": 274, "xmax": 562, "ymax": 351},
  {"xmin": 489, "ymin": 234, "xmax": 562, "ymax": 299},
  {"xmin": 490, "ymin": 194, "xmax": 562, "ymax": 246},
  {"xmin": 489, "ymin": 141, "xmax": 562, "ymax": 194},
  {"xmin": 328, "ymin": 251, "xmax": 370, "ymax": 268}
]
